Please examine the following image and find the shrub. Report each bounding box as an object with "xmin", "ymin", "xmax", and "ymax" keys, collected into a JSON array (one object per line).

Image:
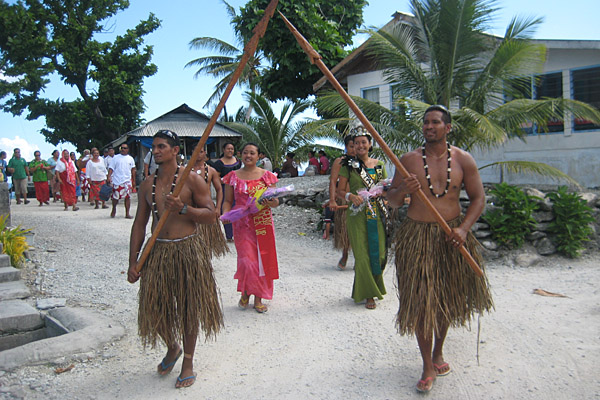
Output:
[
  {"xmin": 545, "ymin": 186, "xmax": 594, "ymax": 258},
  {"xmin": 0, "ymin": 214, "xmax": 31, "ymax": 267},
  {"xmin": 483, "ymin": 183, "xmax": 539, "ymax": 248}
]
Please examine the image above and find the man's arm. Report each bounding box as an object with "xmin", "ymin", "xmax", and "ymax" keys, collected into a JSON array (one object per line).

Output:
[
  {"xmin": 165, "ymin": 174, "xmax": 216, "ymax": 225},
  {"xmin": 128, "ymin": 183, "xmax": 151, "ymax": 283},
  {"xmin": 457, "ymin": 150, "xmax": 485, "ymax": 234},
  {"xmin": 210, "ymin": 168, "xmax": 224, "ymax": 214},
  {"xmin": 386, "ymin": 153, "xmax": 420, "ymax": 207},
  {"xmin": 131, "ymin": 167, "xmax": 137, "ymax": 188},
  {"xmin": 143, "ymin": 163, "xmax": 149, "ymax": 179},
  {"xmin": 328, "ymin": 157, "xmax": 342, "ymax": 209}
]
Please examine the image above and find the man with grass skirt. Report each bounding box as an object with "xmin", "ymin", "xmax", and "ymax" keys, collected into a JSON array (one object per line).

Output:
[
  {"xmin": 128, "ymin": 130, "xmax": 223, "ymax": 389},
  {"xmin": 387, "ymin": 105, "xmax": 493, "ymax": 393}
]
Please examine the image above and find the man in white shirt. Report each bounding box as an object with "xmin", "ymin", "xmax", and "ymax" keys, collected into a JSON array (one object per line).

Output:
[
  {"xmin": 257, "ymin": 152, "xmax": 273, "ymax": 171},
  {"xmin": 107, "ymin": 144, "xmax": 136, "ymax": 218},
  {"xmin": 104, "ymin": 146, "xmax": 114, "ymax": 170}
]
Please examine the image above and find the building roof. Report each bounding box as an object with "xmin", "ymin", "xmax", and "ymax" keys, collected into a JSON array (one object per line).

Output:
[
  {"xmin": 106, "ymin": 103, "xmax": 242, "ymax": 148},
  {"xmin": 126, "ymin": 103, "xmax": 242, "ymax": 138}
]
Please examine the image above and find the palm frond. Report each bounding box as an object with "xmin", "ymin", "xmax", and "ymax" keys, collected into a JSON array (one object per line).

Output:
[{"xmin": 480, "ymin": 160, "xmax": 580, "ymax": 187}]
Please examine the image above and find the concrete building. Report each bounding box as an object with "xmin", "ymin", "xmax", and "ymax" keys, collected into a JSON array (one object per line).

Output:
[{"xmin": 314, "ymin": 12, "xmax": 600, "ymax": 188}]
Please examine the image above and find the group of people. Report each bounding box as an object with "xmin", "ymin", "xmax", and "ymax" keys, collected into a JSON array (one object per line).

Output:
[
  {"xmin": 307, "ymin": 149, "xmax": 330, "ymax": 175},
  {"xmin": 121, "ymin": 105, "xmax": 493, "ymax": 393},
  {"xmin": 0, "ymin": 145, "xmax": 137, "ymax": 217}
]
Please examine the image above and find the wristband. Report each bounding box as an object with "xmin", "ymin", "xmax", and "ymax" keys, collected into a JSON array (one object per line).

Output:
[{"xmin": 345, "ymin": 192, "xmax": 351, "ymax": 202}]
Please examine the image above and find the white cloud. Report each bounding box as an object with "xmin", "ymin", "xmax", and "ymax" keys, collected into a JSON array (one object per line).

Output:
[{"xmin": 0, "ymin": 136, "xmax": 40, "ymax": 161}]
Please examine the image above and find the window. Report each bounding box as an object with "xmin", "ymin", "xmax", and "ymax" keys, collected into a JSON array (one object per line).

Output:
[
  {"xmin": 572, "ymin": 66, "xmax": 600, "ymax": 131},
  {"xmin": 361, "ymin": 87, "xmax": 380, "ymax": 104},
  {"xmin": 535, "ymin": 72, "xmax": 563, "ymax": 133}
]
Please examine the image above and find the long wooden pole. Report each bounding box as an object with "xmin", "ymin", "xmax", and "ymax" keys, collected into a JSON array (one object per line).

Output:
[
  {"xmin": 134, "ymin": 0, "xmax": 280, "ymax": 274},
  {"xmin": 278, "ymin": 11, "xmax": 483, "ymax": 277}
]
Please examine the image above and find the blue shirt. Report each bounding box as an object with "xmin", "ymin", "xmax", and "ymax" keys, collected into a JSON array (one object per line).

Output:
[{"xmin": 0, "ymin": 159, "xmax": 7, "ymax": 182}]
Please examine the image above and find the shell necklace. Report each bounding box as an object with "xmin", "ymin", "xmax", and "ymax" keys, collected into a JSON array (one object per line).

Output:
[
  {"xmin": 421, "ymin": 143, "xmax": 451, "ymax": 198},
  {"xmin": 152, "ymin": 166, "xmax": 179, "ymax": 218}
]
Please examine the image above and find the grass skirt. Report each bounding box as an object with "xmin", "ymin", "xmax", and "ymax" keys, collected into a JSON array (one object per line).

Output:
[
  {"xmin": 138, "ymin": 235, "xmax": 223, "ymax": 348},
  {"xmin": 197, "ymin": 221, "xmax": 229, "ymax": 258},
  {"xmin": 394, "ymin": 217, "xmax": 493, "ymax": 336},
  {"xmin": 333, "ymin": 200, "xmax": 350, "ymax": 250}
]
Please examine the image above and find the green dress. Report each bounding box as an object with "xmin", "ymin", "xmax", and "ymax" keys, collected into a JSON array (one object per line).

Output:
[{"xmin": 339, "ymin": 160, "xmax": 387, "ymax": 303}]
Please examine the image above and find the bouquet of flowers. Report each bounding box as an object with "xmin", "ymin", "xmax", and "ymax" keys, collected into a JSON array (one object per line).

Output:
[
  {"xmin": 349, "ymin": 178, "xmax": 393, "ymax": 215},
  {"xmin": 221, "ymin": 185, "xmax": 295, "ymax": 223}
]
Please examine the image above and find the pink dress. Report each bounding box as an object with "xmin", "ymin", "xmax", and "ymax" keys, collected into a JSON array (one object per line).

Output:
[{"xmin": 223, "ymin": 170, "xmax": 279, "ymax": 299}]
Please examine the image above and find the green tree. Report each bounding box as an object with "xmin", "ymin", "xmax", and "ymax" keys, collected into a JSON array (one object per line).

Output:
[
  {"xmin": 233, "ymin": 0, "xmax": 367, "ymax": 101},
  {"xmin": 186, "ymin": 0, "xmax": 263, "ymax": 119},
  {"xmin": 314, "ymin": 0, "xmax": 600, "ymax": 183},
  {"xmin": 0, "ymin": 0, "xmax": 160, "ymax": 150},
  {"xmin": 224, "ymin": 92, "xmax": 310, "ymax": 168}
]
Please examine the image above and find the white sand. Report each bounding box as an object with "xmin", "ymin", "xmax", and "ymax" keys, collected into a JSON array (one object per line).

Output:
[{"xmin": 2, "ymin": 190, "xmax": 599, "ymax": 399}]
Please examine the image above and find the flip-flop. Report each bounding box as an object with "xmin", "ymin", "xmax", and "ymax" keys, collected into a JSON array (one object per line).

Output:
[
  {"xmin": 238, "ymin": 297, "xmax": 249, "ymax": 309},
  {"xmin": 176, "ymin": 374, "xmax": 197, "ymax": 388},
  {"xmin": 337, "ymin": 258, "xmax": 347, "ymax": 270},
  {"xmin": 158, "ymin": 349, "xmax": 182, "ymax": 375},
  {"xmin": 254, "ymin": 304, "xmax": 268, "ymax": 313},
  {"xmin": 416, "ymin": 376, "xmax": 435, "ymax": 393},
  {"xmin": 433, "ymin": 362, "xmax": 451, "ymax": 376}
]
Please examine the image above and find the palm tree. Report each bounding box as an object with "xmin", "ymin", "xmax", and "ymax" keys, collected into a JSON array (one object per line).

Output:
[
  {"xmin": 185, "ymin": 1, "xmax": 263, "ymax": 119},
  {"xmin": 315, "ymin": 0, "xmax": 600, "ymax": 185},
  {"xmin": 224, "ymin": 92, "xmax": 311, "ymax": 168}
]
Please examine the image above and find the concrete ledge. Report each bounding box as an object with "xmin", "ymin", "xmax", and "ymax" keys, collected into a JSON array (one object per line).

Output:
[
  {"xmin": 0, "ymin": 266, "xmax": 20, "ymax": 282},
  {"xmin": 0, "ymin": 307, "xmax": 125, "ymax": 370},
  {"xmin": 0, "ymin": 280, "xmax": 30, "ymax": 300},
  {"xmin": 0, "ymin": 254, "xmax": 11, "ymax": 268},
  {"xmin": 0, "ymin": 300, "xmax": 43, "ymax": 333}
]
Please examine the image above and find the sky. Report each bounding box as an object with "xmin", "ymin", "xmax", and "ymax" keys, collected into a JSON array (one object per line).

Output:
[{"xmin": 1, "ymin": 0, "xmax": 598, "ymax": 161}]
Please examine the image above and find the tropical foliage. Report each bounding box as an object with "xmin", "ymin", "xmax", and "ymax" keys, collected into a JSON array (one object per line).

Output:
[
  {"xmin": 233, "ymin": 0, "xmax": 367, "ymax": 101},
  {"xmin": 546, "ymin": 186, "xmax": 595, "ymax": 258},
  {"xmin": 224, "ymin": 92, "xmax": 311, "ymax": 168},
  {"xmin": 0, "ymin": 214, "xmax": 30, "ymax": 268},
  {"xmin": 0, "ymin": 0, "xmax": 160, "ymax": 150},
  {"xmin": 313, "ymin": 0, "xmax": 600, "ymax": 182},
  {"xmin": 186, "ymin": 0, "xmax": 264, "ymax": 115}
]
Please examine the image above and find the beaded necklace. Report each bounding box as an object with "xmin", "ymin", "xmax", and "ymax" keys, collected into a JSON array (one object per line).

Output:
[
  {"xmin": 421, "ymin": 143, "xmax": 451, "ymax": 198},
  {"xmin": 152, "ymin": 166, "xmax": 179, "ymax": 218},
  {"xmin": 194, "ymin": 163, "xmax": 209, "ymax": 182}
]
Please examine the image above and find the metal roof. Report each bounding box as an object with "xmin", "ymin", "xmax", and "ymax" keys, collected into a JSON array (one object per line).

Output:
[{"xmin": 126, "ymin": 103, "xmax": 243, "ymax": 138}]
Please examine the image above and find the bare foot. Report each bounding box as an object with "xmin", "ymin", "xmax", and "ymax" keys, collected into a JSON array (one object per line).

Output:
[
  {"xmin": 125, "ymin": 215, "xmax": 133, "ymax": 219},
  {"xmin": 175, "ymin": 355, "xmax": 196, "ymax": 388},
  {"xmin": 110, "ymin": 209, "xmax": 116, "ymax": 218}
]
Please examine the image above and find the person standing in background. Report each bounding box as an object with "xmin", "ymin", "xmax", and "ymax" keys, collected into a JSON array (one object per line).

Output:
[
  {"xmin": 7, "ymin": 148, "xmax": 30, "ymax": 205},
  {"xmin": 47, "ymin": 150, "xmax": 61, "ymax": 202},
  {"xmin": 29, "ymin": 150, "xmax": 51, "ymax": 206}
]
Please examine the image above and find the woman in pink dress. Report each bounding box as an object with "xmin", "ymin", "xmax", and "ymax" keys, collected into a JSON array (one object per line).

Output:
[{"xmin": 222, "ymin": 143, "xmax": 280, "ymax": 313}]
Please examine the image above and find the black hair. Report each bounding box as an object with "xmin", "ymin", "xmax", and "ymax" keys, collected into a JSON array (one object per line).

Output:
[
  {"xmin": 318, "ymin": 150, "xmax": 327, "ymax": 157},
  {"xmin": 286, "ymin": 152, "xmax": 295, "ymax": 158},
  {"xmin": 222, "ymin": 141, "xmax": 235, "ymax": 150},
  {"xmin": 424, "ymin": 105, "xmax": 452, "ymax": 124},
  {"xmin": 0, "ymin": 151, "xmax": 6, "ymax": 157},
  {"xmin": 52, "ymin": 150, "xmax": 59, "ymax": 157},
  {"xmin": 343, "ymin": 135, "xmax": 354, "ymax": 147},
  {"xmin": 153, "ymin": 129, "xmax": 180, "ymax": 148},
  {"xmin": 34, "ymin": 150, "xmax": 41, "ymax": 156},
  {"xmin": 241, "ymin": 142, "xmax": 260, "ymax": 154},
  {"xmin": 308, "ymin": 150, "xmax": 315, "ymax": 157}
]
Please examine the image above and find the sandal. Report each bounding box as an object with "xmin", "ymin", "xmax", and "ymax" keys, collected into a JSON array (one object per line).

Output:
[
  {"xmin": 157, "ymin": 348, "xmax": 182, "ymax": 375},
  {"xmin": 365, "ymin": 299, "xmax": 376, "ymax": 309},
  {"xmin": 433, "ymin": 362, "xmax": 451, "ymax": 376},
  {"xmin": 416, "ymin": 376, "xmax": 435, "ymax": 393},
  {"xmin": 337, "ymin": 258, "xmax": 347, "ymax": 271},
  {"xmin": 254, "ymin": 304, "xmax": 268, "ymax": 313},
  {"xmin": 238, "ymin": 296, "xmax": 249, "ymax": 309}
]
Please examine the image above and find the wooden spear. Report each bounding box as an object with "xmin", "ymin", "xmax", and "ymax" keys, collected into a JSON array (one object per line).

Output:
[
  {"xmin": 134, "ymin": 0, "xmax": 280, "ymax": 274},
  {"xmin": 278, "ymin": 11, "xmax": 483, "ymax": 277}
]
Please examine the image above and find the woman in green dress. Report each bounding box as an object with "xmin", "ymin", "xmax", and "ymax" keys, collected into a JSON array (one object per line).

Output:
[{"xmin": 337, "ymin": 127, "xmax": 388, "ymax": 309}]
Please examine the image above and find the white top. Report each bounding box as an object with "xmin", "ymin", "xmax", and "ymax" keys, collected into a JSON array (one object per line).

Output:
[
  {"xmin": 85, "ymin": 159, "xmax": 108, "ymax": 181},
  {"xmin": 104, "ymin": 155, "xmax": 113, "ymax": 170},
  {"xmin": 261, "ymin": 157, "xmax": 273, "ymax": 172},
  {"xmin": 144, "ymin": 151, "xmax": 158, "ymax": 175},
  {"xmin": 108, "ymin": 154, "xmax": 135, "ymax": 185},
  {"xmin": 55, "ymin": 159, "xmax": 75, "ymax": 173}
]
